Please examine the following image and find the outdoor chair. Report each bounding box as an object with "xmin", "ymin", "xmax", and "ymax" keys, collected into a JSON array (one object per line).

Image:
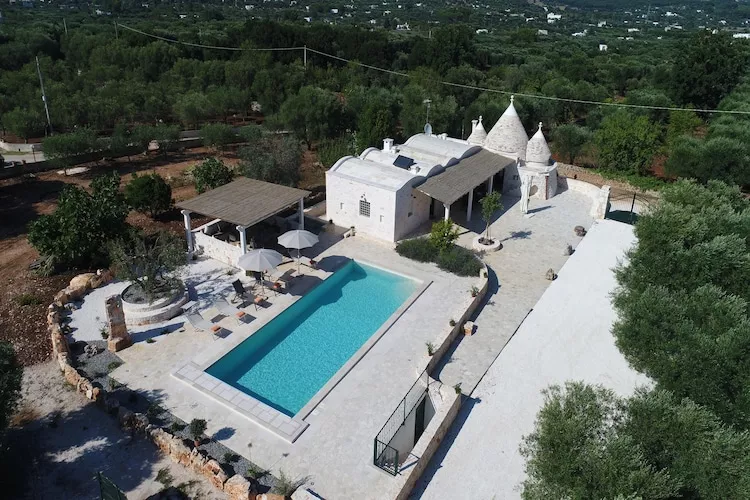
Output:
[
  {"xmin": 186, "ymin": 312, "xmax": 224, "ymax": 340},
  {"xmin": 232, "ymin": 279, "xmax": 252, "ymax": 305},
  {"xmin": 215, "ymin": 298, "xmax": 253, "ymax": 325}
]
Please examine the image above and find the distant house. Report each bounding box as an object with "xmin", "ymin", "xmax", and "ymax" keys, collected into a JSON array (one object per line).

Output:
[
  {"xmin": 572, "ymin": 31, "xmax": 587, "ymax": 37},
  {"xmin": 733, "ymin": 33, "xmax": 750, "ymax": 39},
  {"xmin": 598, "ymin": 20, "xmax": 606, "ymax": 27},
  {"xmin": 476, "ymin": 28, "xmax": 488, "ymax": 34},
  {"xmin": 396, "ymin": 23, "xmax": 410, "ymax": 30},
  {"xmin": 537, "ymin": 29, "xmax": 548, "ymax": 36},
  {"xmin": 547, "ymin": 12, "xmax": 561, "ymax": 23},
  {"xmin": 599, "ymin": 42, "xmax": 608, "ymax": 51}
]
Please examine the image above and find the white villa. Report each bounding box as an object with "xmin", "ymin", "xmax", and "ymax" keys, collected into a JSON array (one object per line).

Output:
[{"xmin": 326, "ymin": 97, "xmax": 559, "ymax": 242}]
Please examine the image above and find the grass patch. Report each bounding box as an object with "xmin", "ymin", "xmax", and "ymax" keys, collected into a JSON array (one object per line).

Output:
[
  {"xmin": 13, "ymin": 293, "xmax": 42, "ymax": 306},
  {"xmin": 246, "ymin": 463, "xmax": 267, "ymax": 480},
  {"xmin": 147, "ymin": 402, "xmax": 165, "ymax": 418},
  {"xmin": 155, "ymin": 467, "xmax": 174, "ymax": 487},
  {"xmin": 11, "ymin": 404, "xmax": 40, "ymax": 427},
  {"xmin": 100, "ymin": 327, "xmax": 109, "ymax": 339},
  {"xmin": 272, "ymin": 470, "xmax": 308, "ymax": 497},
  {"xmin": 223, "ymin": 452, "xmax": 240, "ymax": 463},
  {"xmin": 107, "ymin": 361, "xmax": 122, "ymax": 372},
  {"xmin": 146, "ymin": 338, "xmax": 156, "ymax": 344}
]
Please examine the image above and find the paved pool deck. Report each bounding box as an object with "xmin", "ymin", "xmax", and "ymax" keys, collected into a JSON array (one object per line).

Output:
[
  {"xmin": 107, "ymin": 235, "xmax": 476, "ymax": 500},
  {"xmin": 412, "ymin": 219, "xmax": 651, "ymax": 499}
]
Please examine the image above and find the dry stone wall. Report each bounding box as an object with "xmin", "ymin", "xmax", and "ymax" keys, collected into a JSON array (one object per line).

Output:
[{"xmin": 47, "ymin": 270, "xmax": 267, "ymax": 500}]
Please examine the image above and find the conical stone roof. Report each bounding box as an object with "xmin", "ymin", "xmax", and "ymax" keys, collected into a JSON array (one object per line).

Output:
[
  {"xmin": 467, "ymin": 116, "xmax": 487, "ymax": 145},
  {"xmin": 526, "ymin": 122, "xmax": 552, "ymax": 166},
  {"xmin": 484, "ymin": 96, "xmax": 529, "ymax": 160}
]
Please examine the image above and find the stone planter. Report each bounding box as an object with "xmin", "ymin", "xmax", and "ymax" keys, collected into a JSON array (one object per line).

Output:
[
  {"xmin": 472, "ymin": 235, "xmax": 502, "ymax": 253},
  {"xmin": 121, "ymin": 282, "xmax": 189, "ymax": 326}
]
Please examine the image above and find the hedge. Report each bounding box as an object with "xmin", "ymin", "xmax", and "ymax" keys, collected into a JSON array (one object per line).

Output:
[{"xmin": 395, "ymin": 237, "xmax": 482, "ymax": 277}]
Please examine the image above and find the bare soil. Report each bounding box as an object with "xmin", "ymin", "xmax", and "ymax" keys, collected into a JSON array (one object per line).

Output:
[
  {"xmin": 0, "ymin": 145, "xmax": 324, "ymax": 366},
  {"xmin": 0, "ymin": 361, "xmax": 224, "ymax": 500}
]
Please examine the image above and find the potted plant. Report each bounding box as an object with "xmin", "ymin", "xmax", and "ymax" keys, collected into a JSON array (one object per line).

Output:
[{"xmin": 189, "ymin": 418, "xmax": 207, "ymax": 448}]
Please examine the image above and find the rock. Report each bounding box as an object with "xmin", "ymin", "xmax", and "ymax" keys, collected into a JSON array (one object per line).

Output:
[
  {"xmin": 169, "ymin": 437, "xmax": 192, "ymax": 467},
  {"xmin": 463, "ymin": 321, "xmax": 475, "ymax": 336},
  {"xmin": 63, "ymin": 364, "xmax": 81, "ymax": 387},
  {"xmin": 69, "ymin": 273, "xmax": 96, "ymax": 293},
  {"xmin": 151, "ymin": 428, "xmax": 173, "ymax": 454},
  {"xmin": 108, "ymin": 336, "xmax": 133, "ymax": 353},
  {"xmin": 545, "ymin": 268, "xmax": 557, "ymax": 281},
  {"xmin": 91, "ymin": 387, "xmax": 103, "ymax": 402},
  {"xmin": 56, "ymin": 352, "xmax": 71, "ymax": 372},
  {"xmin": 258, "ymin": 494, "xmax": 287, "ymax": 500},
  {"xmin": 189, "ymin": 447, "xmax": 209, "ymax": 473},
  {"xmin": 83, "ymin": 343, "xmax": 102, "ymax": 358},
  {"xmin": 563, "ymin": 243, "xmax": 573, "ymax": 256},
  {"xmin": 118, "ymin": 407, "xmax": 135, "ymax": 430},
  {"xmin": 574, "ymin": 225, "xmax": 587, "ymax": 237},
  {"xmin": 224, "ymin": 475, "xmax": 255, "ymax": 500},
  {"xmin": 202, "ymin": 459, "xmax": 229, "ymax": 489},
  {"xmin": 132, "ymin": 413, "xmax": 149, "ymax": 433},
  {"xmin": 53, "ymin": 290, "xmax": 70, "ymax": 306}
]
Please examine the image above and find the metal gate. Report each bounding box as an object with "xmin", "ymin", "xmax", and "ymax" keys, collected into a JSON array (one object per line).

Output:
[
  {"xmin": 606, "ymin": 190, "xmax": 656, "ymax": 225},
  {"xmin": 98, "ymin": 472, "xmax": 127, "ymax": 500}
]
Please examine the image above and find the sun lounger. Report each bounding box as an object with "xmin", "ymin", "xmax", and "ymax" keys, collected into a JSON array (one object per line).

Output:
[
  {"xmin": 186, "ymin": 312, "xmax": 223, "ymax": 339},
  {"xmin": 231, "ymin": 279, "xmax": 252, "ymax": 305},
  {"xmin": 215, "ymin": 298, "xmax": 252, "ymax": 325}
]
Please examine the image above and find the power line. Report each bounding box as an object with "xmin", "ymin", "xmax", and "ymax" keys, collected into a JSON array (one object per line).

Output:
[{"xmin": 118, "ymin": 23, "xmax": 750, "ymax": 116}]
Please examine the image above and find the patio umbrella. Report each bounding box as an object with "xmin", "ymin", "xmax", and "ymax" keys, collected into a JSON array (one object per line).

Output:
[
  {"xmin": 237, "ymin": 248, "xmax": 283, "ymax": 293},
  {"xmin": 278, "ymin": 230, "xmax": 319, "ymax": 272}
]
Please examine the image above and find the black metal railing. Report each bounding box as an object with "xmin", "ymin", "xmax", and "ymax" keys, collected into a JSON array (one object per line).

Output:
[{"xmin": 373, "ymin": 371, "xmax": 429, "ymax": 475}]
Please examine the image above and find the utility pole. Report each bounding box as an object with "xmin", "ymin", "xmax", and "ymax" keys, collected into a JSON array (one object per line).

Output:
[
  {"xmin": 114, "ymin": 22, "xmax": 119, "ymax": 40},
  {"xmin": 63, "ymin": 18, "xmax": 68, "ymax": 35},
  {"xmin": 35, "ymin": 57, "xmax": 53, "ymax": 136},
  {"xmin": 303, "ymin": 45, "xmax": 307, "ymax": 68}
]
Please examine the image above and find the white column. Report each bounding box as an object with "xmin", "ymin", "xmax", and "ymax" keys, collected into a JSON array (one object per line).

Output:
[
  {"xmin": 237, "ymin": 225, "xmax": 247, "ymax": 254},
  {"xmin": 181, "ymin": 210, "xmax": 193, "ymax": 255},
  {"xmin": 444, "ymin": 203, "xmax": 451, "ymax": 221},
  {"xmin": 298, "ymin": 198, "xmax": 304, "ymax": 230},
  {"xmin": 467, "ymin": 188, "xmax": 474, "ymax": 222},
  {"xmin": 488, "ymin": 175, "xmax": 494, "ymax": 193}
]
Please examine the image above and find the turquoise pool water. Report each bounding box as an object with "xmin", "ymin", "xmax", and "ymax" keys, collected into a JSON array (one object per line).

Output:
[{"xmin": 207, "ymin": 261, "xmax": 418, "ymax": 416}]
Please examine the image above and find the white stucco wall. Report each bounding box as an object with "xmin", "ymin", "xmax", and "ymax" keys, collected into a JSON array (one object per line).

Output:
[
  {"xmin": 193, "ymin": 231, "xmax": 242, "ymax": 267},
  {"xmin": 394, "ymin": 187, "xmax": 431, "ymax": 241},
  {"xmin": 325, "ymin": 171, "xmax": 398, "ymax": 241}
]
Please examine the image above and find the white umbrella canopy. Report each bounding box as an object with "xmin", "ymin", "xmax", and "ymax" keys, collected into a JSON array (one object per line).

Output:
[
  {"xmin": 278, "ymin": 230, "xmax": 319, "ymax": 273},
  {"xmin": 277, "ymin": 230, "xmax": 319, "ymax": 250},
  {"xmin": 238, "ymin": 248, "xmax": 283, "ymax": 273}
]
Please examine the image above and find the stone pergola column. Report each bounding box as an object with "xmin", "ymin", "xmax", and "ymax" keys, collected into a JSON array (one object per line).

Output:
[
  {"xmin": 181, "ymin": 210, "xmax": 193, "ymax": 256},
  {"xmin": 237, "ymin": 225, "xmax": 248, "ymax": 254},
  {"xmin": 467, "ymin": 188, "xmax": 474, "ymax": 222},
  {"xmin": 298, "ymin": 198, "xmax": 305, "ymax": 230},
  {"xmin": 488, "ymin": 175, "xmax": 494, "ymax": 193},
  {"xmin": 444, "ymin": 202, "xmax": 451, "ymax": 221}
]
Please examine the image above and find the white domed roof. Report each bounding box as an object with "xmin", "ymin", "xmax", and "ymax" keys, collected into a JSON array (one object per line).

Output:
[
  {"xmin": 467, "ymin": 116, "xmax": 487, "ymax": 145},
  {"xmin": 484, "ymin": 96, "xmax": 529, "ymax": 160},
  {"xmin": 526, "ymin": 122, "xmax": 552, "ymax": 165}
]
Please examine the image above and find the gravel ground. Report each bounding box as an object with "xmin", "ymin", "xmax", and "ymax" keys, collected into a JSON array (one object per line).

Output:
[
  {"xmin": 1, "ymin": 361, "xmax": 225, "ymax": 500},
  {"xmin": 73, "ymin": 341, "xmax": 278, "ymax": 493}
]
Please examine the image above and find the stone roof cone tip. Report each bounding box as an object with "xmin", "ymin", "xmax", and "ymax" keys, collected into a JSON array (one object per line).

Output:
[
  {"xmin": 484, "ymin": 94, "xmax": 529, "ymax": 159},
  {"xmin": 526, "ymin": 121, "xmax": 552, "ymax": 165}
]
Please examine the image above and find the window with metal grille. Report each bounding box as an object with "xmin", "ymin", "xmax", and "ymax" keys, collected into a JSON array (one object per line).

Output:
[{"xmin": 359, "ymin": 200, "xmax": 371, "ymax": 217}]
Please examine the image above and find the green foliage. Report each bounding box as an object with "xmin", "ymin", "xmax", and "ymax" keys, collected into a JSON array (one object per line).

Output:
[
  {"xmin": 272, "ymin": 470, "xmax": 307, "ymax": 497},
  {"xmin": 430, "ymin": 219, "xmax": 460, "ymax": 251},
  {"xmin": 613, "ymin": 180, "xmax": 750, "ymax": 428},
  {"xmin": 521, "ymin": 382, "xmax": 750, "ymax": 500},
  {"xmin": 436, "ymin": 244, "xmax": 482, "ymax": 277},
  {"xmin": 192, "ymin": 157, "xmax": 233, "ymax": 194},
  {"xmin": 189, "ymin": 418, "xmax": 207, "ymax": 441},
  {"xmin": 665, "ymin": 109, "xmax": 702, "ymax": 147},
  {"xmin": 2, "ymin": 107, "xmax": 45, "ymax": 142},
  {"xmin": 237, "ymin": 125, "xmax": 263, "ymax": 143},
  {"xmin": 480, "ymin": 191, "xmax": 502, "ymax": 241},
  {"xmin": 278, "ymin": 86, "xmax": 349, "ymax": 148},
  {"xmin": 595, "ymin": 111, "xmax": 661, "ymax": 176},
  {"xmin": 400, "ymin": 84, "xmax": 458, "ymax": 137},
  {"xmin": 174, "ymin": 91, "xmax": 213, "ymax": 128},
  {"xmin": 200, "ymin": 123, "xmax": 237, "ymax": 150},
  {"xmin": 13, "ymin": 293, "xmax": 41, "ymax": 306},
  {"xmin": 551, "ymin": 124, "xmax": 591, "ymax": 165},
  {"xmin": 42, "ymin": 128, "xmax": 100, "ymax": 173},
  {"xmin": 108, "ymin": 230, "xmax": 186, "ymax": 302},
  {"xmin": 28, "ymin": 172, "xmax": 128, "ymax": 269},
  {"xmin": 318, "ymin": 135, "xmax": 355, "ymax": 169},
  {"xmin": 124, "ymin": 172, "xmax": 172, "ymax": 217},
  {"xmin": 0, "ymin": 341, "xmax": 23, "ymax": 433},
  {"xmin": 355, "ymin": 97, "xmax": 399, "ymax": 153},
  {"xmin": 671, "ymin": 31, "xmax": 746, "ymax": 110},
  {"xmin": 395, "ymin": 238, "xmax": 438, "ymax": 263},
  {"xmin": 238, "ymin": 135, "xmax": 301, "ymax": 187}
]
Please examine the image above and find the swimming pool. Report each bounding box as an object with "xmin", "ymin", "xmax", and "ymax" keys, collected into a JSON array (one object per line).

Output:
[{"xmin": 206, "ymin": 261, "xmax": 419, "ymax": 416}]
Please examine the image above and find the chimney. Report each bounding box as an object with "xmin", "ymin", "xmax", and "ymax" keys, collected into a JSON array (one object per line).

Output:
[
  {"xmin": 439, "ymin": 133, "xmax": 448, "ymax": 140},
  {"xmin": 383, "ymin": 138, "xmax": 394, "ymax": 153}
]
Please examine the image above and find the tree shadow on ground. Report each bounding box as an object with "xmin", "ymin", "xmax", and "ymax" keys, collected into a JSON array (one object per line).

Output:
[
  {"xmin": 1, "ymin": 387, "xmax": 170, "ymax": 500},
  {"xmin": 501, "ymin": 230, "xmax": 532, "ymax": 242},
  {"xmin": 0, "ymin": 178, "xmax": 68, "ymax": 238}
]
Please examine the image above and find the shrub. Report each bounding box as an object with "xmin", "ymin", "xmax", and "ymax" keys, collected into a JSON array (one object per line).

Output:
[
  {"xmin": 189, "ymin": 418, "xmax": 207, "ymax": 442},
  {"xmin": 318, "ymin": 135, "xmax": 355, "ymax": 168},
  {"xmin": 0, "ymin": 342, "xmax": 23, "ymax": 432},
  {"xmin": 238, "ymin": 135, "xmax": 301, "ymax": 187},
  {"xmin": 395, "ymin": 238, "xmax": 438, "ymax": 263},
  {"xmin": 430, "ymin": 219, "xmax": 460, "ymax": 251},
  {"xmin": 272, "ymin": 471, "xmax": 308, "ymax": 497},
  {"xmin": 426, "ymin": 342, "xmax": 435, "ymax": 356},
  {"xmin": 124, "ymin": 172, "xmax": 173, "ymax": 217},
  {"xmin": 193, "ymin": 157, "xmax": 233, "ymax": 194},
  {"xmin": 436, "ymin": 245, "xmax": 482, "ymax": 277},
  {"xmin": 28, "ymin": 171, "xmax": 128, "ymax": 269},
  {"xmin": 201, "ymin": 123, "xmax": 237, "ymax": 150}
]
